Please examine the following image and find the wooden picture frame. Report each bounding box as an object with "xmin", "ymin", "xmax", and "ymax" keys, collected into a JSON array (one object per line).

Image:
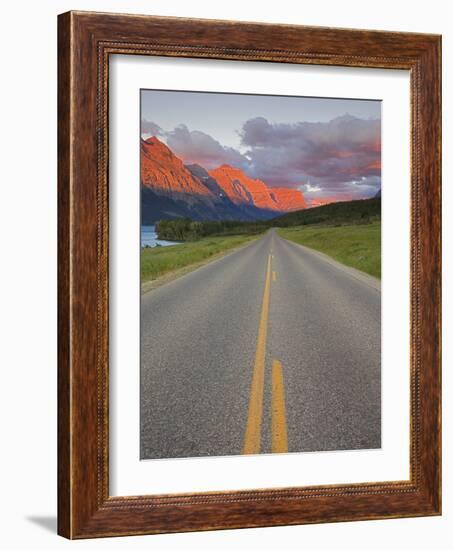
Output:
[{"xmin": 58, "ymin": 10, "xmax": 441, "ymax": 539}]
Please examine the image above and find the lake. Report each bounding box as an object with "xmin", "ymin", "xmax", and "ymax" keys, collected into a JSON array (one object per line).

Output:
[{"xmin": 141, "ymin": 225, "xmax": 181, "ymax": 248}]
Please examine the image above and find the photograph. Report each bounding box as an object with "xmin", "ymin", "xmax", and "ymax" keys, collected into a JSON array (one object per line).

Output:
[
  {"xmin": 139, "ymin": 89, "xmax": 382, "ymax": 460},
  {"xmin": 45, "ymin": 5, "xmax": 442, "ymax": 541}
]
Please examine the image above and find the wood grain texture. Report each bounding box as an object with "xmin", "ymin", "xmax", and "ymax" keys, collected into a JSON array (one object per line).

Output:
[
  {"xmin": 57, "ymin": 10, "xmax": 442, "ymax": 539},
  {"xmin": 57, "ymin": 11, "xmax": 72, "ymax": 538}
]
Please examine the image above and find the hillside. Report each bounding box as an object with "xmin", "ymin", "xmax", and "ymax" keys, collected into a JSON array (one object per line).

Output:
[
  {"xmin": 270, "ymin": 187, "xmax": 307, "ymax": 211},
  {"xmin": 209, "ymin": 165, "xmax": 307, "ymax": 213},
  {"xmin": 141, "ymin": 137, "xmax": 215, "ymax": 201},
  {"xmin": 140, "ymin": 136, "xmax": 307, "ymax": 223},
  {"xmin": 155, "ymin": 197, "xmax": 381, "ymax": 241},
  {"xmin": 269, "ymin": 197, "xmax": 381, "ymax": 227}
]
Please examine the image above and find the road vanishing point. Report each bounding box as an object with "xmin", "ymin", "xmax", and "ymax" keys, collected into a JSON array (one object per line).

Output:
[{"xmin": 140, "ymin": 229, "xmax": 381, "ymax": 459}]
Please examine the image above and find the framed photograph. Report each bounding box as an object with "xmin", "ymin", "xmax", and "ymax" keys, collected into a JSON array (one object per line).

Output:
[{"xmin": 58, "ymin": 11, "xmax": 441, "ymax": 538}]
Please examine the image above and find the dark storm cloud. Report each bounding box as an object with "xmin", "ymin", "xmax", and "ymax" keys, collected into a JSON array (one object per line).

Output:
[
  {"xmin": 165, "ymin": 125, "xmax": 250, "ymax": 171},
  {"xmin": 240, "ymin": 115, "xmax": 381, "ymax": 198}
]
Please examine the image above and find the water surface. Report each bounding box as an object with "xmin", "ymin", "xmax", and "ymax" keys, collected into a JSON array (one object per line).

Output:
[{"xmin": 141, "ymin": 225, "xmax": 180, "ymax": 248}]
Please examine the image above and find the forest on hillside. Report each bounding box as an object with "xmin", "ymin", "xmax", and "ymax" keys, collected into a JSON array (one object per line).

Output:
[{"xmin": 155, "ymin": 198, "xmax": 381, "ymax": 242}]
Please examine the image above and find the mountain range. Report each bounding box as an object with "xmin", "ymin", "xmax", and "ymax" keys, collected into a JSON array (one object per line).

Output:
[{"xmin": 141, "ymin": 136, "xmax": 307, "ymax": 224}]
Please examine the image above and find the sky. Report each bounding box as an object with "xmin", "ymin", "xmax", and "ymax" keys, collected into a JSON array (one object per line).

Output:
[{"xmin": 141, "ymin": 89, "xmax": 381, "ymax": 201}]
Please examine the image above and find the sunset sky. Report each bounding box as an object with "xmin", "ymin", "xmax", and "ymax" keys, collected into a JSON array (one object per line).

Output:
[{"xmin": 141, "ymin": 89, "xmax": 381, "ymax": 202}]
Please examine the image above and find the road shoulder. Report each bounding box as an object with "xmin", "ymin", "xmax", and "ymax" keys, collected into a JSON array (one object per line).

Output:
[
  {"xmin": 141, "ymin": 236, "xmax": 260, "ymax": 294},
  {"xmin": 281, "ymin": 236, "xmax": 381, "ymax": 292}
]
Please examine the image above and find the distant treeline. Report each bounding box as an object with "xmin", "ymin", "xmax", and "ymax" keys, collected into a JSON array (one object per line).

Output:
[
  {"xmin": 269, "ymin": 197, "xmax": 381, "ymax": 228},
  {"xmin": 155, "ymin": 219, "xmax": 266, "ymax": 241},
  {"xmin": 155, "ymin": 198, "xmax": 381, "ymax": 241}
]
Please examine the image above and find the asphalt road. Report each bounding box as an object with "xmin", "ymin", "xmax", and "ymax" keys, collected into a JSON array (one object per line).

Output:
[{"xmin": 140, "ymin": 229, "xmax": 381, "ymax": 459}]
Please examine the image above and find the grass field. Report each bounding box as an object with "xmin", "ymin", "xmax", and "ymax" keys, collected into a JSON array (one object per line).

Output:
[
  {"xmin": 278, "ymin": 222, "xmax": 381, "ymax": 279},
  {"xmin": 141, "ymin": 234, "xmax": 257, "ymax": 284}
]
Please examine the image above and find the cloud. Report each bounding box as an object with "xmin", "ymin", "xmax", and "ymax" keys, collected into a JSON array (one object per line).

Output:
[
  {"xmin": 240, "ymin": 114, "xmax": 381, "ymax": 199},
  {"xmin": 303, "ymin": 183, "xmax": 322, "ymax": 193},
  {"xmin": 141, "ymin": 114, "xmax": 381, "ymax": 200},
  {"xmin": 165, "ymin": 125, "xmax": 250, "ymax": 171},
  {"xmin": 141, "ymin": 120, "xmax": 164, "ymax": 136}
]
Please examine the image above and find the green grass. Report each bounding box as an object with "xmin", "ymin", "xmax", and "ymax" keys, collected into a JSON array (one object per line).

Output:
[
  {"xmin": 141, "ymin": 234, "xmax": 257, "ymax": 283},
  {"xmin": 278, "ymin": 222, "xmax": 381, "ymax": 279}
]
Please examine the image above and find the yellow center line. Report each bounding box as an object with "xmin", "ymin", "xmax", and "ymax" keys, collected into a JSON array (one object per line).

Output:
[
  {"xmin": 271, "ymin": 360, "xmax": 288, "ymax": 453},
  {"xmin": 242, "ymin": 253, "xmax": 272, "ymax": 455},
  {"xmin": 272, "ymin": 271, "xmax": 277, "ymax": 282}
]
